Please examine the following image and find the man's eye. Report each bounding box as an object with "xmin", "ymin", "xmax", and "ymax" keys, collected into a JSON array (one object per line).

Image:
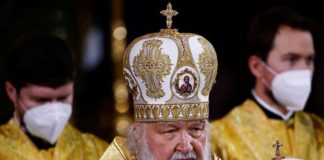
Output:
[
  {"xmin": 192, "ymin": 128, "xmax": 202, "ymax": 132},
  {"xmin": 285, "ymin": 57, "xmax": 298, "ymax": 67},
  {"xmin": 163, "ymin": 129, "xmax": 177, "ymax": 134},
  {"xmin": 288, "ymin": 57, "xmax": 298, "ymax": 63},
  {"xmin": 306, "ymin": 56, "xmax": 314, "ymax": 65},
  {"xmin": 57, "ymin": 96, "xmax": 68, "ymax": 101},
  {"xmin": 189, "ymin": 128, "xmax": 203, "ymax": 136},
  {"xmin": 35, "ymin": 98, "xmax": 49, "ymax": 103}
]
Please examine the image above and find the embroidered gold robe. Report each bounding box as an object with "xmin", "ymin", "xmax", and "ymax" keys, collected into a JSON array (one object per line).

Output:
[
  {"xmin": 0, "ymin": 119, "xmax": 108, "ymax": 160},
  {"xmin": 211, "ymin": 99, "xmax": 324, "ymax": 160},
  {"xmin": 100, "ymin": 136, "xmax": 221, "ymax": 160}
]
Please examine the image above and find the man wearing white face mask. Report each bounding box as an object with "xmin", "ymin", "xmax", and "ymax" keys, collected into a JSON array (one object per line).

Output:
[
  {"xmin": 210, "ymin": 6, "xmax": 324, "ymax": 160},
  {"xmin": 0, "ymin": 33, "xmax": 108, "ymax": 160}
]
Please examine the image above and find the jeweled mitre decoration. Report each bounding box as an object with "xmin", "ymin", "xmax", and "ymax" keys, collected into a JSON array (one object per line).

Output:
[{"xmin": 123, "ymin": 2, "xmax": 218, "ymax": 122}]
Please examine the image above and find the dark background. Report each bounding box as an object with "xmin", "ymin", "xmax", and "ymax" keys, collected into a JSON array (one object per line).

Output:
[{"xmin": 0, "ymin": 0, "xmax": 323, "ymax": 143}]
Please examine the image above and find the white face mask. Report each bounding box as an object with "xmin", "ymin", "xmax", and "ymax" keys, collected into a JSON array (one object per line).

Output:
[
  {"xmin": 261, "ymin": 62, "xmax": 313, "ymax": 111},
  {"xmin": 23, "ymin": 102, "xmax": 72, "ymax": 144}
]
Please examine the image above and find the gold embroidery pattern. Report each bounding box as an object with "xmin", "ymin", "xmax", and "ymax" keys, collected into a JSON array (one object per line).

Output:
[
  {"xmin": 183, "ymin": 104, "xmax": 190, "ymax": 117},
  {"xmin": 161, "ymin": 105, "xmax": 170, "ymax": 118},
  {"xmin": 140, "ymin": 107, "xmax": 144, "ymax": 118},
  {"xmin": 160, "ymin": 29, "xmax": 182, "ymax": 38},
  {"xmin": 177, "ymin": 35, "xmax": 196, "ymax": 68},
  {"xmin": 192, "ymin": 104, "xmax": 199, "ymax": 117},
  {"xmin": 134, "ymin": 102, "xmax": 209, "ymax": 122},
  {"xmin": 198, "ymin": 38, "xmax": 218, "ymax": 96},
  {"xmin": 145, "ymin": 107, "xmax": 151, "ymax": 119},
  {"xmin": 178, "ymin": 53, "xmax": 194, "ymax": 68},
  {"xmin": 133, "ymin": 39, "xmax": 172, "ymax": 99},
  {"xmin": 153, "ymin": 106, "xmax": 159, "ymax": 119},
  {"xmin": 178, "ymin": 37, "xmax": 194, "ymax": 67},
  {"xmin": 123, "ymin": 70, "xmax": 140, "ymax": 100},
  {"xmin": 171, "ymin": 105, "xmax": 180, "ymax": 118}
]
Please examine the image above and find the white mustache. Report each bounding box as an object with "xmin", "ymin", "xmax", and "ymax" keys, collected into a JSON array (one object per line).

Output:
[{"xmin": 170, "ymin": 152, "xmax": 197, "ymax": 160}]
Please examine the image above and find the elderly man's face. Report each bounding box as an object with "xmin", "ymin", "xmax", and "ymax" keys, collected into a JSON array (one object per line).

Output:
[{"xmin": 140, "ymin": 120, "xmax": 208, "ymax": 160}]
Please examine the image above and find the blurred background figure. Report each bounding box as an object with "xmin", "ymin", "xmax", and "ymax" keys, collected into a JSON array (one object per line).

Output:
[
  {"xmin": 0, "ymin": 33, "xmax": 107, "ymax": 159},
  {"xmin": 0, "ymin": 0, "xmax": 323, "ymax": 144},
  {"xmin": 210, "ymin": 6, "xmax": 323, "ymax": 160}
]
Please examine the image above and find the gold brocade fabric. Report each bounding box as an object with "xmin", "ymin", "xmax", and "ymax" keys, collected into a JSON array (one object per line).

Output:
[
  {"xmin": 211, "ymin": 99, "xmax": 324, "ymax": 160},
  {"xmin": 99, "ymin": 137, "xmax": 133, "ymax": 160},
  {"xmin": 0, "ymin": 119, "xmax": 108, "ymax": 160},
  {"xmin": 100, "ymin": 136, "xmax": 221, "ymax": 160}
]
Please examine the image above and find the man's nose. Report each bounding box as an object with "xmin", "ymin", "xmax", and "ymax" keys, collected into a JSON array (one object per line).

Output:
[{"xmin": 175, "ymin": 131, "xmax": 193, "ymax": 154}]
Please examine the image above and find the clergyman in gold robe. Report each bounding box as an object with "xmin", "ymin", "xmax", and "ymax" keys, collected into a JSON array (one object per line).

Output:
[
  {"xmin": 210, "ymin": 6, "xmax": 324, "ymax": 160},
  {"xmin": 100, "ymin": 3, "xmax": 221, "ymax": 160},
  {"xmin": 0, "ymin": 33, "xmax": 108, "ymax": 160}
]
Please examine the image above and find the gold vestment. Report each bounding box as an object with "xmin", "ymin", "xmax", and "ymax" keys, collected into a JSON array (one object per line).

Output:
[
  {"xmin": 0, "ymin": 119, "xmax": 108, "ymax": 160},
  {"xmin": 211, "ymin": 99, "xmax": 324, "ymax": 160},
  {"xmin": 100, "ymin": 136, "xmax": 221, "ymax": 160}
]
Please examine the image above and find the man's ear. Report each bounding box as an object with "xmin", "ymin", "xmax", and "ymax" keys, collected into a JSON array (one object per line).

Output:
[
  {"xmin": 5, "ymin": 81, "xmax": 17, "ymax": 103},
  {"xmin": 248, "ymin": 55, "xmax": 265, "ymax": 78}
]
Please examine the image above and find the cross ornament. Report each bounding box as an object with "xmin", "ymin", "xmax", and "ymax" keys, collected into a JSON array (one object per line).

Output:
[
  {"xmin": 272, "ymin": 140, "xmax": 285, "ymax": 160},
  {"xmin": 160, "ymin": 2, "xmax": 178, "ymax": 29}
]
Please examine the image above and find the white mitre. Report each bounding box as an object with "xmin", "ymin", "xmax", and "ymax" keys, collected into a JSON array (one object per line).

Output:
[{"xmin": 123, "ymin": 2, "xmax": 218, "ymax": 122}]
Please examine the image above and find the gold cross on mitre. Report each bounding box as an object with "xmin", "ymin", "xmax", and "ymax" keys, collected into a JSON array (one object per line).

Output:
[
  {"xmin": 160, "ymin": 2, "xmax": 178, "ymax": 29},
  {"xmin": 272, "ymin": 140, "xmax": 285, "ymax": 160}
]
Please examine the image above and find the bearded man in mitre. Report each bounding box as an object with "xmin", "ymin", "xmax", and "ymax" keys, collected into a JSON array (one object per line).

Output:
[{"xmin": 100, "ymin": 3, "xmax": 221, "ymax": 160}]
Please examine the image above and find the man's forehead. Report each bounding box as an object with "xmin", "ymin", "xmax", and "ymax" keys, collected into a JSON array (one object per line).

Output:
[
  {"xmin": 21, "ymin": 83, "xmax": 73, "ymax": 97},
  {"xmin": 272, "ymin": 26, "xmax": 314, "ymax": 55}
]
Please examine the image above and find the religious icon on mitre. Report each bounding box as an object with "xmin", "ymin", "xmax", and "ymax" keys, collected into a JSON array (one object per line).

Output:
[{"xmin": 173, "ymin": 68, "xmax": 199, "ymax": 99}]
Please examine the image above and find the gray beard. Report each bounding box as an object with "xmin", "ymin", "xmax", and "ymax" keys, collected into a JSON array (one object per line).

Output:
[
  {"xmin": 138, "ymin": 137, "xmax": 158, "ymax": 160},
  {"xmin": 126, "ymin": 123, "xmax": 211, "ymax": 160},
  {"xmin": 125, "ymin": 124, "xmax": 156, "ymax": 160}
]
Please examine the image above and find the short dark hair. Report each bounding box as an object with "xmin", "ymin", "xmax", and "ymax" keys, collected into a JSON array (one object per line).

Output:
[
  {"xmin": 246, "ymin": 6, "xmax": 314, "ymax": 60},
  {"xmin": 5, "ymin": 33, "xmax": 75, "ymax": 92}
]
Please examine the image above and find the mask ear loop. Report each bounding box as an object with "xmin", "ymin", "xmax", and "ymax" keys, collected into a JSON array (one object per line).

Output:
[
  {"xmin": 14, "ymin": 91, "xmax": 31, "ymax": 118},
  {"xmin": 258, "ymin": 59, "xmax": 278, "ymax": 90},
  {"xmin": 259, "ymin": 60, "xmax": 278, "ymax": 76},
  {"xmin": 14, "ymin": 94, "xmax": 28, "ymax": 131}
]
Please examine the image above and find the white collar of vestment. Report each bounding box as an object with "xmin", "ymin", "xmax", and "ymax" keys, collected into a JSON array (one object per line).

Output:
[{"xmin": 251, "ymin": 89, "xmax": 294, "ymax": 121}]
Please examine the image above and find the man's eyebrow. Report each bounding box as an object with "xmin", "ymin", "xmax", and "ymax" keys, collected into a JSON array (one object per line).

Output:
[
  {"xmin": 30, "ymin": 96, "xmax": 51, "ymax": 101},
  {"xmin": 284, "ymin": 52, "xmax": 315, "ymax": 56},
  {"xmin": 283, "ymin": 52, "xmax": 300, "ymax": 56},
  {"xmin": 29, "ymin": 94, "xmax": 51, "ymax": 99},
  {"xmin": 57, "ymin": 93, "xmax": 71, "ymax": 98},
  {"xmin": 156, "ymin": 122, "xmax": 180, "ymax": 128},
  {"xmin": 189, "ymin": 121, "xmax": 205, "ymax": 127}
]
